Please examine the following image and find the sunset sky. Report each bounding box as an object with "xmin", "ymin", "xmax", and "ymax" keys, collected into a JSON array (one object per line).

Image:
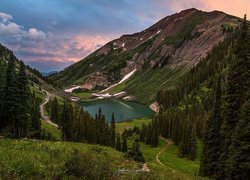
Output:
[{"xmin": 0, "ymin": 0, "xmax": 249, "ymax": 72}]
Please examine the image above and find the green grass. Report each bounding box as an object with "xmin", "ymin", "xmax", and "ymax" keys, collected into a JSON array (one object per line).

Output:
[
  {"xmin": 100, "ymin": 66, "xmax": 188, "ymax": 105},
  {"xmin": 158, "ymin": 140, "xmax": 202, "ymax": 176},
  {"xmin": 55, "ymin": 95, "xmax": 65, "ymax": 105},
  {"xmin": 119, "ymin": 118, "xmax": 204, "ymax": 179},
  {"xmin": 138, "ymin": 138, "xmax": 205, "ymax": 179},
  {"xmin": 30, "ymin": 86, "xmax": 46, "ymax": 101},
  {"xmin": 123, "ymin": 67, "xmax": 188, "ymax": 104},
  {"xmin": 116, "ymin": 118, "xmax": 151, "ymax": 133},
  {"xmin": 72, "ymin": 92, "xmax": 93, "ymax": 100},
  {"xmin": 107, "ymin": 83, "xmax": 127, "ymax": 94},
  {"xmin": 41, "ymin": 120, "xmax": 61, "ymax": 141},
  {"xmin": 0, "ymin": 138, "xmax": 140, "ymax": 179}
]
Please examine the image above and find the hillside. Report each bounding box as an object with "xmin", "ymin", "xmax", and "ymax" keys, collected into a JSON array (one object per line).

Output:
[
  {"xmin": 0, "ymin": 138, "xmax": 145, "ymax": 179},
  {"xmin": 50, "ymin": 8, "xmax": 240, "ymax": 104},
  {"xmin": 0, "ymin": 44, "xmax": 67, "ymax": 98}
]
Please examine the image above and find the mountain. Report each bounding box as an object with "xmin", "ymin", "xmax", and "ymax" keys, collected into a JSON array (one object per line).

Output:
[
  {"xmin": 41, "ymin": 71, "xmax": 58, "ymax": 77},
  {"xmin": 50, "ymin": 8, "xmax": 240, "ymax": 104},
  {"xmin": 0, "ymin": 43, "xmax": 62, "ymax": 95}
]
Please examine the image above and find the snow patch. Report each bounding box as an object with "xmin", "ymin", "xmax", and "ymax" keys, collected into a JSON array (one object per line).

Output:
[
  {"xmin": 92, "ymin": 91, "xmax": 126, "ymax": 99},
  {"xmin": 119, "ymin": 69, "xmax": 136, "ymax": 84},
  {"xmin": 113, "ymin": 91, "xmax": 126, "ymax": 97},
  {"xmin": 64, "ymin": 86, "xmax": 81, "ymax": 93},
  {"xmin": 146, "ymin": 30, "xmax": 161, "ymax": 41},
  {"xmin": 148, "ymin": 35, "xmax": 154, "ymax": 40},
  {"xmin": 100, "ymin": 69, "xmax": 136, "ymax": 93},
  {"xmin": 92, "ymin": 93, "xmax": 112, "ymax": 98},
  {"xmin": 156, "ymin": 29, "xmax": 161, "ymax": 35},
  {"xmin": 123, "ymin": 96, "xmax": 134, "ymax": 100}
]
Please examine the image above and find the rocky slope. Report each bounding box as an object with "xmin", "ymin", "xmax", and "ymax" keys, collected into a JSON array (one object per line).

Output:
[{"xmin": 50, "ymin": 8, "xmax": 239, "ymax": 103}]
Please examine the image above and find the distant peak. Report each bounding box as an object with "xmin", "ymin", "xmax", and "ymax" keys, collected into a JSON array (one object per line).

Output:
[{"xmin": 179, "ymin": 8, "xmax": 199, "ymax": 13}]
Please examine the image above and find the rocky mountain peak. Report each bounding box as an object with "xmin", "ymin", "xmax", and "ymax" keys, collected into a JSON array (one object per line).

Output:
[{"xmin": 51, "ymin": 8, "xmax": 239, "ymax": 92}]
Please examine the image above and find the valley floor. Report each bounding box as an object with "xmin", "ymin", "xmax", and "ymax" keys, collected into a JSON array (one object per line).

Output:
[
  {"xmin": 117, "ymin": 118, "xmax": 206, "ymax": 179},
  {"xmin": 0, "ymin": 118, "xmax": 205, "ymax": 179}
]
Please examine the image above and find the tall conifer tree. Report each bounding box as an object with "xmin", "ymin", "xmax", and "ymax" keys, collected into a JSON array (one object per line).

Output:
[
  {"xmin": 220, "ymin": 15, "xmax": 250, "ymax": 176},
  {"xmin": 200, "ymin": 77, "xmax": 223, "ymax": 177},
  {"xmin": 226, "ymin": 97, "xmax": 250, "ymax": 178},
  {"xmin": 122, "ymin": 135, "xmax": 128, "ymax": 153},
  {"xmin": 3, "ymin": 55, "xmax": 18, "ymax": 132},
  {"xmin": 115, "ymin": 134, "xmax": 121, "ymax": 151},
  {"xmin": 15, "ymin": 61, "xmax": 30, "ymax": 138},
  {"xmin": 110, "ymin": 112, "xmax": 116, "ymax": 147},
  {"xmin": 190, "ymin": 123, "xmax": 197, "ymax": 161},
  {"xmin": 50, "ymin": 97, "xmax": 59, "ymax": 125}
]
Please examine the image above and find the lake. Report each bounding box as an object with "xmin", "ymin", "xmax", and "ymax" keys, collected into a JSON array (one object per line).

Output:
[{"xmin": 80, "ymin": 99, "xmax": 154, "ymax": 122}]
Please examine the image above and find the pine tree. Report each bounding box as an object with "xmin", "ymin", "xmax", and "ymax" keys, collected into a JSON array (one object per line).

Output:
[
  {"xmin": 30, "ymin": 93, "xmax": 41, "ymax": 138},
  {"xmin": 179, "ymin": 120, "xmax": 191, "ymax": 157},
  {"xmin": 50, "ymin": 97, "xmax": 59, "ymax": 125},
  {"xmin": 128, "ymin": 140, "xmax": 145, "ymax": 162},
  {"xmin": 121, "ymin": 135, "xmax": 128, "ymax": 153},
  {"xmin": 139, "ymin": 123, "xmax": 146, "ymax": 142},
  {"xmin": 2, "ymin": 56, "xmax": 18, "ymax": 133},
  {"xmin": 115, "ymin": 134, "xmax": 121, "ymax": 151},
  {"xmin": 150, "ymin": 129, "xmax": 158, "ymax": 148},
  {"xmin": 74, "ymin": 108, "xmax": 85, "ymax": 142},
  {"xmin": 200, "ymin": 77, "xmax": 223, "ymax": 177},
  {"xmin": 220, "ymin": 15, "xmax": 250, "ymax": 176},
  {"xmin": 190, "ymin": 123, "xmax": 197, "ymax": 160},
  {"xmin": 110, "ymin": 112, "xmax": 116, "ymax": 147},
  {"xmin": 15, "ymin": 61, "xmax": 31, "ymax": 138},
  {"xmin": 0, "ymin": 59, "xmax": 6, "ymax": 126},
  {"xmin": 104, "ymin": 120, "xmax": 110, "ymax": 145},
  {"xmin": 145, "ymin": 123, "xmax": 152, "ymax": 144},
  {"xmin": 61, "ymin": 102, "xmax": 73, "ymax": 141},
  {"xmin": 226, "ymin": 97, "xmax": 250, "ymax": 178}
]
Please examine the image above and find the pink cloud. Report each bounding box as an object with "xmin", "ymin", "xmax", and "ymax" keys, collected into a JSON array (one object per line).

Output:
[
  {"xmin": 166, "ymin": 0, "xmax": 250, "ymax": 18},
  {"xmin": 16, "ymin": 32, "xmax": 117, "ymax": 64},
  {"xmin": 71, "ymin": 34, "xmax": 115, "ymax": 53}
]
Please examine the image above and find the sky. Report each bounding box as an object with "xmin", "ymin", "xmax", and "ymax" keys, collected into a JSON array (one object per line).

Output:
[{"xmin": 0, "ymin": 0, "xmax": 249, "ymax": 72}]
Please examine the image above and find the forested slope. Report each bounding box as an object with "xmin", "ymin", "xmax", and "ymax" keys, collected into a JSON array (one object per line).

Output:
[{"xmin": 139, "ymin": 16, "xmax": 250, "ymax": 179}]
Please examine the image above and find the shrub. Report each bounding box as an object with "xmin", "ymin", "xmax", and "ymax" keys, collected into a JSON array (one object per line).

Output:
[{"xmin": 65, "ymin": 149, "xmax": 113, "ymax": 179}]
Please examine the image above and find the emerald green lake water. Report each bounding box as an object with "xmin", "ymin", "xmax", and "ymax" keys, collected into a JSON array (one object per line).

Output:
[{"xmin": 80, "ymin": 99, "xmax": 154, "ymax": 122}]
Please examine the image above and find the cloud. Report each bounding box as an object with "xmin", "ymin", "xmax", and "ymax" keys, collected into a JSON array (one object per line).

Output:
[
  {"xmin": 0, "ymin": 22, "xmax": 23, "ymax": 35},
  {"xmin": 1, "ymin": 0, "xmax": 249, "ymax": 72},
  {"xmin": 0, "ymin": 10, "xmax": 117, "ymax": 71},
  {"xmin": 27, "ymin": 28, "xmax": 46, "ymax": 40},
  {"xmin": 167, "ymin": 0, "xmax": 250, "ymax": 18},
  {"xmin": 0, "ymin": 12, "xmax": 12, "ymax": 22}
]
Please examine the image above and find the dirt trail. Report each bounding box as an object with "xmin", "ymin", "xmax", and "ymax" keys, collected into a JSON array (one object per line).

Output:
[
  {"xmin": 39, "ymin": 90, "xmax": 58, "ymax": 128},
  {"xmin": 156, "ymin": 137, "xmax": 176, "ymax": 173}
]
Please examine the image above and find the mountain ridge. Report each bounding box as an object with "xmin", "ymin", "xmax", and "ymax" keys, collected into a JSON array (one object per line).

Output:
[{"xmin": 50, "ymin": 8, "xmax": 240, "ymax": 103}]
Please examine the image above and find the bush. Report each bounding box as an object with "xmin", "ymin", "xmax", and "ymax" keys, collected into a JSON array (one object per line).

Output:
[
  {"xmin": 127, "ymin": 141, "xmax": 145, "ymax": 162},
  {"xmin": 65, "ymin": 149, "xmax": 113, "ymax": 179}
]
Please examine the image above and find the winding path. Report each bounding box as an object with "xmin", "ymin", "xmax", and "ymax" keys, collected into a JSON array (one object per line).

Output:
[
  {"xmin": 39, "ymin": 90, "xmax": 58, "ymax": 128},
  {"xmin": 156, "ymin": 137, "xmax": 176, "ymax": 173}
]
